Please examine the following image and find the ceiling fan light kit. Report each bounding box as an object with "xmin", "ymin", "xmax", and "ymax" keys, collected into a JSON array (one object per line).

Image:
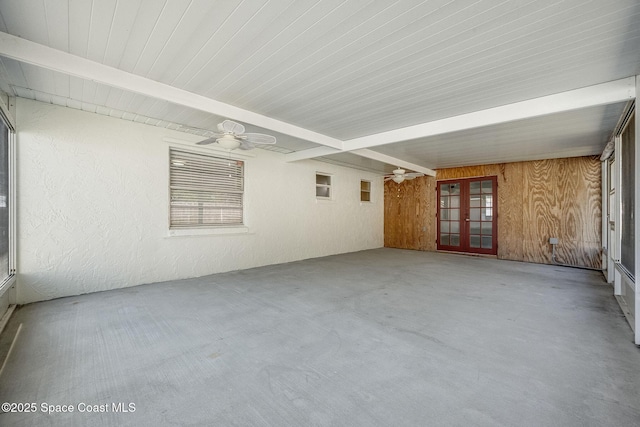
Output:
[{"xmin": 216, "ymin": 134, "xmax": 242, "ymax": 150}]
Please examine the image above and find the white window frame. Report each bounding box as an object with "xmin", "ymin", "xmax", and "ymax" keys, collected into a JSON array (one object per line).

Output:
[
  {"xmin": 360, "ymin": 179, "xmax": 372, "ymax": 202},
  {"xmin": 316, "ymin": 172, "xmax": 332, "ymax": 200},
  {"xmin": 0, "ymin": 94, "xmax": 16, "ymax": 304}
]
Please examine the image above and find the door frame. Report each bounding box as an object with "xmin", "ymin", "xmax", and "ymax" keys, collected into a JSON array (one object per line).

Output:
[{"xmin": 437, "ymin": 176, "xmax": 498, "ymax": 255}]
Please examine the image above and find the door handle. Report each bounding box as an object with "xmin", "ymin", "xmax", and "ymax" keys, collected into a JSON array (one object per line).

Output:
[{"xmin": 465, "ymin": 219, "xmax": 470, "ymax": 222}]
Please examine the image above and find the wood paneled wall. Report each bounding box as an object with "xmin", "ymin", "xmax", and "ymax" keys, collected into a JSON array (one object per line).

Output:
[
  {"xmin": 384, "ymin": 175, "xmax": 436, "ymax": 251},
  {"xmin": 384, "ymin": 156, "xmax": 602, "ymax": 268}
]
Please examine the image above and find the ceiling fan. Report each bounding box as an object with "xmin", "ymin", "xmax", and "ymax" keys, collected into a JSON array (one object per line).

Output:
[
  {"xmin": 196, "ymin": 120, "xmax": 276, "ymax": 150},
  {"xmin": 384, "ymin": 168, "xmax": 425, "ymax": 183}
]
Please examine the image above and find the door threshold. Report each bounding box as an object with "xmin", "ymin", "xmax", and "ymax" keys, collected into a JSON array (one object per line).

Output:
[{"xmin": 436, "ymin": 250, "xmax": 498, "ymax": 259}]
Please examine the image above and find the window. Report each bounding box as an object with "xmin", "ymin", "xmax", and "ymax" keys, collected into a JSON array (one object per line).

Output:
[
  {"xmin": 360, "ymin": 180, "xmax": 371, "ymax": 202},
  {"xmin": 0, "ymin": 117, "xmax": 11, "ymax": 282},
  {"xmin": 316, "ymin": 173, "xmax": 332, "ymax": 199},
  {"xmin": 169, "ymin": 149, "xmax": 244, "ymax": 228},
  {"xmin": 619, "ymin": 112, "xmax": 634, "ymax": 276}
]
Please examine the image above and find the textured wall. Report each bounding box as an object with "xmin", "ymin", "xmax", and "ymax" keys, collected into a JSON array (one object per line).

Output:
[
  {"xmin": 385, "ymin": 157, "xmax": 601, "ymax": 268},
  {"xmin": 16, "ymin": 99, "xmax": 384, "ymax": 303}
]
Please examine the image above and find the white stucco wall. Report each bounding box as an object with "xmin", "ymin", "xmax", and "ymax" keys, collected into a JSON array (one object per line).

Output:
[{"xmin": 16, "ymin": 99, "xmax": 383, "ymax": 304}]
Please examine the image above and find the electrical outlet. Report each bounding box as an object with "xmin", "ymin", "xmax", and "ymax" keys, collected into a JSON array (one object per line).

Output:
[{"xmin": 549, "ymin": 237, "xmax": 559, "ymax": 245}]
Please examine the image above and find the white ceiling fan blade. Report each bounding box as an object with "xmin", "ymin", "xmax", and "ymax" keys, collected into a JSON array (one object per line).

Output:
[
  {"xmin": 196, "ymin": 137, "xmax": 217, "ymax": 145},
  {"xmin": 238, "ymin": 140, "xmax": 255, "ymax": 150},
  {"xmin": 218, "ymin": 120, "xmax": 245, "ymax": 135},
  {"xmin": 244, "ymin": 133, "xmax": 276, "ymax": 145},
  {"xmin": 405, "ymin": 172, "xmax": 424, "ymax": 178}
]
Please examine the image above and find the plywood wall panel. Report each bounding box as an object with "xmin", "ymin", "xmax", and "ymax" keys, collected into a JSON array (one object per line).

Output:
[
  {"xmin": 384, "ymin": 176, "xmax": 434, "ymax": 250},
  {"xmin": 522, "ymin": 159, "xmax": 560, "ymax": 264},
  {"xmin": 384, "ymin": 156, "xmax": 601, "ymax": 269},
  {"xmin": 497, "ymin": 162, "xmax": 525, "ymax": 261}
]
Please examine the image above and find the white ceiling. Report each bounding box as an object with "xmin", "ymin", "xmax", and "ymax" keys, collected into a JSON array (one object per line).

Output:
[{"xmin": 0, "ymin": 0, "xmax": 638, "ymax": 174}]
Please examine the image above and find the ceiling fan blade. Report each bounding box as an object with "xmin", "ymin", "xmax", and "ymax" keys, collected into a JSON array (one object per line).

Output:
[
  {"xmin": 405, "ymin": 172, "xmax": 424, "ymax": 178},
  {"xmin": 244, "ymin": 133, "xmax": 276, "ymax": 145},
  {"xmin": 238, "ymin": 140, "xmax": 255, "ymax": 150},
  {"xmin": 218, "ymin": 120, "xmax": 245, "ymax": 135},
  {"xmin": 196, "ymin": 137, "xmax": 217, "ymax": 145}
]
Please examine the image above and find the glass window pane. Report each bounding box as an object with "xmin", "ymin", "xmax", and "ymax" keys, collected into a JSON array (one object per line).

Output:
[
  {"xmin": 470, "ymin": 221, "xmax": 481, "ymax": 234},
  {"xmin": 440, "ymin": 234, "xmax": 450, "ymax": 245},
  {"xmin": 470, "ymin": 181, "xmax": 481, "ymax": 194},
  {"xmin": 450, "ymin": 234, "xmax": 460, "ymax": 246},
  {"xmin": 470, "ymin": 208, "xmax": 481, "ymax": 220},
  {"xmin": 481, "ymin": 222, "xmax": 493, "ymax": 234},
  {"xmin": 441, "ymin": 209, "xmax": 449, "ymax": 220},
  {"xmin": 450, "ymin": 183, "xmax": 460, "ymax": 195},
  {"xmin": 450, "ymin": 209, "xmax": 460, "ymax": 220},
  {"xmin": 482, "ymin": 180, "xmax": 493, "ymax": 193},
  {"xmin": 316, "ymin": 174, "xmax": 331, "ymax": 185},
  {"xmin": 440, "ymin": 221, "xmax": 450, "ymax": 233},
  {"xmin": 449, "ymin": 195, "xmax": 460, "ymax": 208},
  {"xmin": 470, "ymin": 235, "xmax": 480, "ymax": 248},
  {"xmin": 470, "ymin": 197, "xmax": 480, "ymax": 208},
  {"xmin": 482, "ymin": 236, "xmax": 493, "ymax": 248},
  {"xmin": 482, "ymin": 195, "xmax": 493, "ymax": 207},
  {"xmin": 450, "ymin": 221, "xmax": 460, "ymax": 233},
  {"xmin": 482, "ymin": 208, "xmax": 493, "ymax": 220},
  {"xmin": 316, "ymin": 186, "xmax": 330, "ymax": 198},
  {"xmin": 440, "ymin": 184, "xmax": 450, "ymax": 195}
]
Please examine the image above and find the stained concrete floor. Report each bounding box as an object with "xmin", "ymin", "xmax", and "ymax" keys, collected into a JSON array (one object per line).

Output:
[{"xmin": 0, "ymin": 248, "xmax": 639, "ymax": 426}]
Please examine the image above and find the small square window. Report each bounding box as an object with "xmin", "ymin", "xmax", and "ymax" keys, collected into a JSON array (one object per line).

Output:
[
  {"xmin": 316, "ymin": 173, "xmax": 332, "ymax": 199},
  {"xmin": 360, "ymin": 180, "xmax": 371, "ymax": 202}
]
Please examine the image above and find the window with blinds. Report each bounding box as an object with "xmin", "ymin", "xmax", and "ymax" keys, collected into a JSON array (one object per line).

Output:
[{"xmin": 169, "ymin": 149, "xmax": 244, "ymax": 228}]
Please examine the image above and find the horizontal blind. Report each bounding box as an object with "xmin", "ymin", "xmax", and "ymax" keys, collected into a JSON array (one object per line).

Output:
[{"xmin": 170, "ymin": 149, "xmax": 244, "ymax": 228}]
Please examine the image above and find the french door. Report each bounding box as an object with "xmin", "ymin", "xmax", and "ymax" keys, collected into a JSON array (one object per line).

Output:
[{"xmin": 437, "ymin": 177, "xmax": 497, "ymax": 255}]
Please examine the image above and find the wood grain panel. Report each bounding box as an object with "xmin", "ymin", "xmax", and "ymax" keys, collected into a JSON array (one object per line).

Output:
[
  {"xmin": 384, "ymin": 176, "xmax": 434, "ymax": 250},
  {"xmin": 385, "ymin": 156, "xmax": 602, "ymax": 268},
  {"xmin": 497, "ymin": 162, "xmax": 525, "ymax": 261},
  {"xmin": 522, "ymin": 159, "xmax": 559, "ymax": 264}
]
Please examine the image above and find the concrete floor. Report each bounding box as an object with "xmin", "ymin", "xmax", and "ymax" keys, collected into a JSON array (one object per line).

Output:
[{"xmin": 0, "ymin": 248, "xmax": 639, "ymax": 426}]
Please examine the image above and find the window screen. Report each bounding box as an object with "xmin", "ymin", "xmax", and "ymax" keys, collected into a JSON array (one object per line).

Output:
[
  {"xmin": 620, "ymin": 113, "xmax": 635, "ymax": 276},
  {"xmin": 0, "ymin": 119, "xmax": 8, "ymax": 281},
  {"xmin": 169, "ymin": 149, "xmax": 244, "ymax": 228}
]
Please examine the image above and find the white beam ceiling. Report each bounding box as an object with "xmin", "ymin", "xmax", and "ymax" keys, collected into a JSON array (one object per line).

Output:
[
  {"xmin": 286, "ymin": 78, "xmax": 636, "ymax": 162},
  {"xmin": 0, "ymin": 31, "xmax": 344, "ymax": 150},
  {"xmin": 0, "ymin": 30, "xmax": 444, "ymax": 174},
  {"xmin": 0, "ymin": 29, "xmax": 636, "ymax": 174},
  {"xmin": 351, "ymin": 150, "xmax": 436, "ymax": 177}
]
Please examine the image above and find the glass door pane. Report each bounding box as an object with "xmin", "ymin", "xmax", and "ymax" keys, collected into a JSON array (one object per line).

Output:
[
  {"xmin": 439, "ymin": 182, "xmax": 461, "ymax": 248},
  {"xmin": 467, "ymin": 178, "xmax": 493, "ymax": 250}
]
